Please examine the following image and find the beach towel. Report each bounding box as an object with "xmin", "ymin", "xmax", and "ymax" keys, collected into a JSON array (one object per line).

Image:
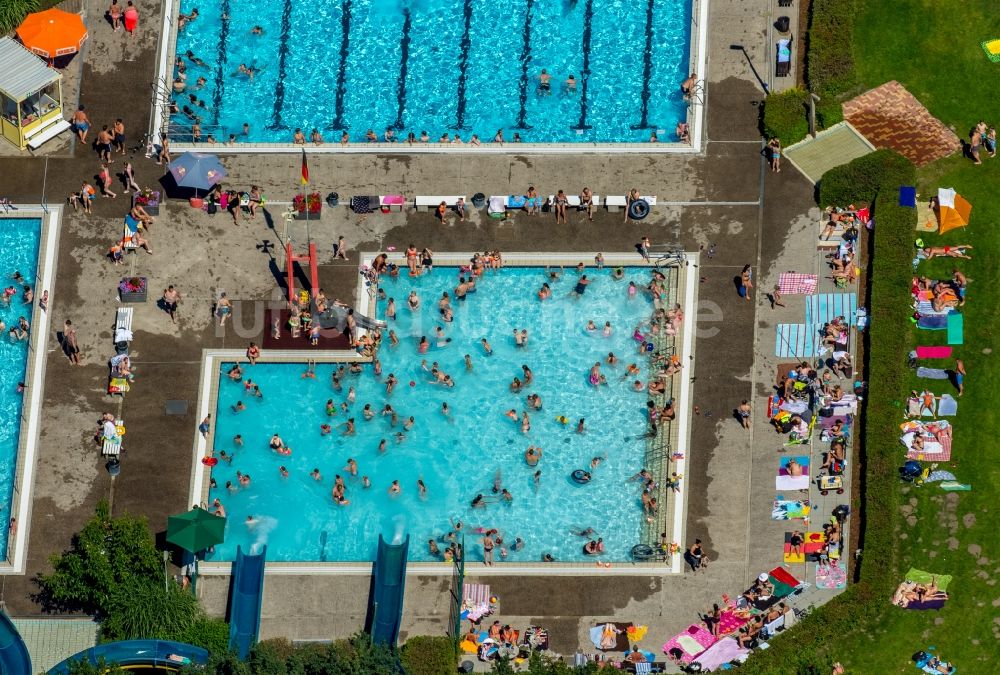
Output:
[
  {"xmin": 803, "ymin": 531, "xmax": 827, "ymax": 554},
  {"xmin": 947, "ymin": 312, "xmax": 963, "ymax": 345},
  {"xmin": 507, "ymin": 195, "xmax": 527, "ymax": 209},
  {"xmin": 937, "ymin": 394, "xmax": 958, "ymax": 416},
  {"xmin": 917, "ymin": 315, "xmax": 948, "ymax": 330},
  {"xmin": 899, "ymin": 186, "xmax": 917, "ymax": 207},
  {"xmin": 982, "ymin": 38, "xmax": 1000, "ymax": 62},
  {"xmin": 939, "ymin": 481, "xmax": 972, "ymax": 491},
  {"xmin": 904, "ymin": 432, "xmax": 952, "ymax": 462},
  {"xmin": 771, "ymin": 499, "xmax": 810, "ymax": 520},
  {"xmin": 590, "ymin": 622, "xmax": 631, "ymax": 651},
  {"xmin": 916, "ymin": 346, "xmax": 952, "ymax": 359},
  {"xmin": 769, "ymin": 566, "xmax": 802, "ymax": 590},
  {"xmin": 905, "ymin": 569, "xmax": 952, "ymax": 592},
  {"xmin": 776, "ymin": 456, "xmax": 810, "ymax": 491},
  {"xmin": 777, "ymin": 272, "xmax": 817, "ymax": 295},
  {"xmin": 775, "ymin": 324, "xmax": 819, "ymax": 358},
  {"xmin": 783, "ymin": 532, "xmax": 806, "ymax": 563},
  {"xmin": 662, "ymin": 624, "xmax": 715, "ymax": 664},
  {"xmin": 916, "ymin": 367, "xmax": 949, "ymax": 379},
  {"xmin": 819, "ymin": 415, "xmax": 850, "ymax": 431},
  {"xmin": 816, "ymin": 561, "xmax": 847, "ymax": 589},
  {"xmin": 806, "ymin": 293, "xmax": 858, "ymax": 327},
  {"xmin": 487, "ymin": 195, "xmax": 506, "ymax": 215},
  {"xmin": 924, "ymin": 470, "xmax": 957, "ymax": 483},
  {"xmin": 461, "ymin": 583, "xmax": 493, "ymax": 622},
  {"xmin": 690, "ymin": 637, "xmax": 750, "ymax": 671},
  {"xmin": 350, "ymin": 195, "xmax": 374, "ymax": 214},
  {"xmin": 915, "ymin": 300, "xmax": 950, "ymax": 317},
  {"xmin": 716, "ymin": 610, "xmax": 747, "ymax": 636}
]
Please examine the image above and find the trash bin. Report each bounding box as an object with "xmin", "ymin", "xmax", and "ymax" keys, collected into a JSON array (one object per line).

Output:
[
  {"xmin": 471, "ymin": 192, "xmax": 486, "ymax": 209},
  {"xmin": 326, "ymin": 192, "xmax": 339, "ymax": 207},
  {"xmin": 775, "ymin": 16, "xmax": 790, "ymax": 33},
  {"xmin": 458, "ymin": 661, "xmax": 474, "ymax": 673}
]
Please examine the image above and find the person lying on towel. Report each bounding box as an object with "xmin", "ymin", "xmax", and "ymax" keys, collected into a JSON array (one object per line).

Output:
[
  {"xmin": 892, "ymin": 578, "xmax": 947, "ymax": 608},
  {"xmin": 922, "ymin": 245, "xmax": 972, "ymax": 260},
  {"xmin": 931, "ymin": 285, "xmax": 959, "ymax": 312}
]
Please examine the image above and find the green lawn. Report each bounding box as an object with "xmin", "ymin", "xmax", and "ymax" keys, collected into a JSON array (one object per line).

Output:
[{"xmin": 830, "ymin": 5, "xmax": 1000, "ymax": 669}]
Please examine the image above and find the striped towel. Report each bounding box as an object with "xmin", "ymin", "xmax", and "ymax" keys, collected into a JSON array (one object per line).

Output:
[
  {"xmin": 778, "ymin": 273, "xmax": 818, "ymax": 295},
  {"xmin": 775, "ymin": 324, "xmax": 819, "ymax": 357},
  {"xmin": 462, "ymin": 583, "xmax": 490, "ymax": 605},
  {"xmin": 806, "ymin": 293, "xmax": 858, "ymax": 326},
  {"xmin": 914, "ymin": 299, "xmax": 950, "ymax": 317},
  {"xmin": 906, "ymin": 433, "xmax": 952, "ymax": 462}
]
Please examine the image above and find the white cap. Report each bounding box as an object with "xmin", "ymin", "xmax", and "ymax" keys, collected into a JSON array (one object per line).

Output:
[{"xmin": 758, "ymin": 573, "xmax": 769, "ymax": 582}]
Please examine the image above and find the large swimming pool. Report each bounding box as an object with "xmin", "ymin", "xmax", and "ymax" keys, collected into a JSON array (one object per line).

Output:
[
  {"xmin": 170, "ymin": 0, "xmax": 691, "ymax": 144},
  {"xmin": 0, "ymin": 219, "xmax": 40, "ymax": 560},
  {"xmin": 206, "ymin": 266, "xmax": 663, "ymax": 563}
]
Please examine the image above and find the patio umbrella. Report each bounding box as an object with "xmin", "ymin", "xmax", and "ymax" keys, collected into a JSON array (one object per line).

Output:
[
  {"xmin": 167, "ymin": 506, "xmax": 226, "ymax": 553},
  {"xmin": 16, "ymin": 8, "xmax": 88, "ymax": 63},
  {"xmin": 167, "ymin": 152, "xmax": 228, "ymax": 193}
]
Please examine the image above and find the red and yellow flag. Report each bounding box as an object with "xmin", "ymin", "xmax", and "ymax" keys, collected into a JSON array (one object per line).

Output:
[{"xmin": 300, "ymin": 148, "xmax": 309, "ymax": 185}]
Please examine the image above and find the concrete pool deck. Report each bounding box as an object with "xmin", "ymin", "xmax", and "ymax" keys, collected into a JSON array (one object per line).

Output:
[{"xmin": 0, "ymin": 0, "xmax": 856, "ymax": 663}]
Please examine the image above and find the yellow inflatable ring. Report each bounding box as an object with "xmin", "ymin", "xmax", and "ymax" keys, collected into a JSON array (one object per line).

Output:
[{"xmin": 115, "ymin": 425, "xmax": 126, "ymax": 436}]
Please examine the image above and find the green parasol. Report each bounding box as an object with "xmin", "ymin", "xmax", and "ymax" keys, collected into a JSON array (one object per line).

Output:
[{"xmin": 166, "ymin": 506, "xmax": 226, "ymax": 553}]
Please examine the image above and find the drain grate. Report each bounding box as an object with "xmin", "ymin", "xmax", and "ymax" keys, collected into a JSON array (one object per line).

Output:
[{"xmin": 165, "ymin": 400, "xmax": 188, "ymax": 416}]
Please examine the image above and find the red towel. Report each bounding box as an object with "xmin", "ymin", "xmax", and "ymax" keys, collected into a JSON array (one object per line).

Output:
[{"xmin": 915, "ymin": 346, "xmax": 952, "ymax": 358}]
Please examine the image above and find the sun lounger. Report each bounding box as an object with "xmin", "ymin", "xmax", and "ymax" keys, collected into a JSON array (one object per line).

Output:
[
  {"xmin": 605, "ymin": 195, "xmax": 657, "ymax": 212},
  {"xmin": 776, "ymin": 37, "xmax": 793, "ymax": 77},
  {"xmin": 414, "ymin": 195, "xmax": 466, "ymax": 211}
]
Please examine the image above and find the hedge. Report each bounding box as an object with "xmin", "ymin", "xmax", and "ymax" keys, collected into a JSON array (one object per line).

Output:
[
  {"xmin": 740, "ymin": 150, "xmax": 916, "ymax": 674},
  {"xmin": 762, "ymin": 89, "xmax": 845, "ymax": 146},
  {"xmin": 400, "ymin": 635, "xmax": 457, "ymax": 675},
  {"xmin": 806, "ymin": 0, "xmax": 858, "ymax": 98}
]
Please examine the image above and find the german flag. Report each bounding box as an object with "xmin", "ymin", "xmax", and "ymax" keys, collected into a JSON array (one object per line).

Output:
[{"xmin": 300, "ymin": 148, "xmax": 309, "ymax": 185}]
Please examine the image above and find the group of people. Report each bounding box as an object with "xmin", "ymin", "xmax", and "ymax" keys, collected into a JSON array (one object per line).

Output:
[
  {"xmin": 967, "ymin": 119, "xmax": 997, "ymax": 164},
  {"xmin": 1, "ymin": 270, "xmax": 33, "ymax": 343},
  {"xmin": 822, "ymin": 204, "xmax": 864, "ymax": 286}
]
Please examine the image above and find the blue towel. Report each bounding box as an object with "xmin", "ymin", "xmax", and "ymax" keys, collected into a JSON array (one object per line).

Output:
[
  {"xmin": 507, "ymin": 195, "xmax": 527, "ymax": 208},
  {"xmin": 124, "ymin": 214, "xmax": 140, "ymax": 232},
  {"xmin": 899, "ymin": 186, "xmax": 917, "ymax": 208},
  {"xmin": 937, "ymin": 394, "xmax": 958, "ymax": 416},
  {"xmin": 806, "ymin": 293, "xmax": 858, "ymax": 327},
  {"xmin": 916, "ymin": 367, "xmax": 948, "ymax": 379},
  {"xmin": 775, "ymin": 324, "xmax": 819, "ymax": 357},
  {"xmin": 917, "ymin": 315, "xmax": 948, "ymax": 330}
]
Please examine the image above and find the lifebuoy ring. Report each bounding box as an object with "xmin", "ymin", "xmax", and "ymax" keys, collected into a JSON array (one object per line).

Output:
[
  {"xmin": 628, "ymin": 199, "xmax": 650, "ymax": 220},
  {"xmin": 571, "ymin": 469, "xmax": 592, "ymax": 484}
]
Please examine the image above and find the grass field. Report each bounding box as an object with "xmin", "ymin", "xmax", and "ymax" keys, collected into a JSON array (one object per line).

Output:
[{"xmin": 831, "ymin": 3, "xmax": 1000, "ymax": 670}]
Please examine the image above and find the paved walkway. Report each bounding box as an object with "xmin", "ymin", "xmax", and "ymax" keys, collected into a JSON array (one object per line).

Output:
[{"xmin": 843, "ymin": 81, "xmax": 962, "ymax": 166}]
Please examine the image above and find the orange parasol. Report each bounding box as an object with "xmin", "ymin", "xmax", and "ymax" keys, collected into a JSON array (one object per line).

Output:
[{"xmin": 16, "ymin": 8, "xmax": 88, "ymax": 62}]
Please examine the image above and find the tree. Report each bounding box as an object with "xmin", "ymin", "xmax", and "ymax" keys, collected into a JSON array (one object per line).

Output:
[
  {"xmin": 38, "ymin": 500, "xmax": 161, "ymax": 615},
  {"xmin": 0, "ymin": 0, "xmax": 40, "ymax": 36}
]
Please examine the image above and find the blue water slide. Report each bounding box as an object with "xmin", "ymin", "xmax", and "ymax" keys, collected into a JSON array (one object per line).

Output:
[
  {"xmin": 47, "ymin": 640, "xmax": 207, "ymax": 673},
  {"xmin": 0, "ymin": 610, "xmax": 30, "ymax": 675},
  {"xmin": 228, "ymin": 545, "xmax": 267, "ymax": 658},
  {"xmin": 365, "ymin": 534, "xmax": 409, "ymax": 646}
]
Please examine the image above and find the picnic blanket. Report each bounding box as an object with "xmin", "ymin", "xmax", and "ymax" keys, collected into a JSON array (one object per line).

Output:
[
  {"xmin": 916, "ymin": 346, "xmax": 953, "ymax": 358},
  {"xmin": 662, "ymin": 624, "xmax": 715, "ymax": 664},
  {"xmin": 689, "ymin": 637, "xmax": 749, "ymax": 672},
  {"xmin": 916, "ymin": 367, "xmax": 949, "ymax": 379},
  {"xmin": 776, "ymin": 456, "xmax": 810, "ymax": 491},
  {"xmin": 905, "ymin": 568, "xmax": 952, "ymax": 591},
  {"xmin": 777, "ymin": 272, "xmax": 818, "ymax": 295},
  {"xmin": 894, "ymin": 569, "xmax": 952, "ymax": 610},
  {"xmin": 947, "ymin": 312, "xmax": 964, "ymax": 345},
  {"xmin": 917, "ymin": 314, "xmax": 949, "ymax": 330},
  {"xmin": 806, "ymin": 293, "xmax": 858, "ymax": 327},
  {"xmin": 772, "ymin": 499, "xmax": 810, "ymax": 520},
  {"xmin": 901, "ymin": 420, "xmax": 953, "ymax": 461},
  {"xmin": 937, "ymin": 394, "xmax": 958, "ymax": 416},
  {"xmin": 816, "ymin": 561, "xmax": 847, "ymax": 589},
  {"xmin": 775, "ymin": 324, "xmax": 819, "ymax": 357}
]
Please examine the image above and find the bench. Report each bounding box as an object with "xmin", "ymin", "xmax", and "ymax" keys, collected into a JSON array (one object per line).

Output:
[
  {"xmin": 415, "ymin": 196, "xmax": 466, "ymax": 212},
  {"xmin": 102, "ymin": 419, "xmax": 124, "ymax": 456},
  {"xmin": 116, "ymin": 307, "xmax": 134, "ymax": 333},
  {"xmin": 26, "ymin": 118, "xmax": 72, "ymax": 150},
  {"xmin": 380, "ymin": 194, "xmax": 405, "ymax": 212},
  {"xmin": 547, "ymin": 194, "xmax": 602, "ymax": 208},
  {"xmin": 605, "ymin": 195, "xmax": 657, "ymax": 212}
]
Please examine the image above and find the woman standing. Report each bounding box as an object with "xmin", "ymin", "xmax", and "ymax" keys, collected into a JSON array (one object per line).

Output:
[
  {"xmin": 739, "ymin": 264, "xmax": 753, "ymax": 301},
  {"xmin": 123, "ymin": 0, "xmax": 139, "ymax": 38},
  {"xmin": 108, "ymin": 0, "xmax": 122, "ymax": 31},
  {"xmin": 767, "ymin": 137, "xmax": 781, "ymax": 172},
  {"xmin": 624, "ymin": 187, "xmax": 641, "ymax": 224}
]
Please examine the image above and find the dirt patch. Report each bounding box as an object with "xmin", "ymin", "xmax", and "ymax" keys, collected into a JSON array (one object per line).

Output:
[
  {"xmin": 969, "ymin": 544, "xmax": 983, "ymax": 557},
  {"xmin": 964, "ymin": 513, "xmax": 977, "ymax": 528}
]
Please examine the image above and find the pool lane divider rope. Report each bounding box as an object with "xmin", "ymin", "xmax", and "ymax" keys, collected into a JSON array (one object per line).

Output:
[
  {"xmin": 268, "ymin": 0, "xmax": 294, "ymax": 131},
  {"xmin": 630, "ymin": 0, "xmax": 655, "ymax": 130},
  {"xmin": 571, "ymin": 0, "xmax": 594, "ymax": 132},
  {"xmin": 331, "ymin": 0, "xmax": 352, "ymax": 130},
  {"xmin": 514, "ymin": 0, "xmax": 535, "ymax": 131},
  {"xmin": 211, "ymin": 0, "xmax": 231, "ymax": 126},
  {"xmin": 392, "ymin": 9, "xmax": 413, "ymax": 130},
  {"xmin": 453, "ymin": 0, "xmax": 474, "ymax": 130}
]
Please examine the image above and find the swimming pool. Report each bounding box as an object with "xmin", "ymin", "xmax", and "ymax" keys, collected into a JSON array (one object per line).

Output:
[
  {"xmin": 206, "ymin": 265, "xmax": 663, "ymax": 563},
  {"xmin": 0, "ymin": 218, "xmax": 41, "ymax": 560},
  {"xmin": 169, "ymin": 0, "xmax": 692, "ymax": 144}
]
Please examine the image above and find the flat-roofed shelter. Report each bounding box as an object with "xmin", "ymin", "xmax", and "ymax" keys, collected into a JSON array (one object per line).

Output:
[{"xmin": 0, "ymin": 37, "xmax": 67, "ymax": 150}]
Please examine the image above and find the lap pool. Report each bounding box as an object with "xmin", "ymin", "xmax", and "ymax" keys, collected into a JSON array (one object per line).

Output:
[
  {"xmin": 205, "ymin": 265, "xmax": 668, "ymax": 563},
  {"xmin": 168, "ymin": 0, "xmax": 693, "ymax": 144},
  {"xmin": 0, "ymin": 218, "xmax": 41, "ymax": 560}
]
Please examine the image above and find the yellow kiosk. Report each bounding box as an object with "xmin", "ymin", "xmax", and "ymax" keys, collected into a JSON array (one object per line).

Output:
[{"xmin": 0, "ymin": 37, "xmax": 68, "ymax": 150}]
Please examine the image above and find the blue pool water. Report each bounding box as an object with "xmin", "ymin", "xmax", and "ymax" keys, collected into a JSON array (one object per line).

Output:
[
  {"xmin": 207, "ymin": 266, "xmax": 661, "ymax": 563},
  {"xmin": 171, "ymin": 0, "xmax": 691, "ymax": 143},
  {"xmin": 0, "ymin": 218, "xmax": 41, "ymax": 560}
]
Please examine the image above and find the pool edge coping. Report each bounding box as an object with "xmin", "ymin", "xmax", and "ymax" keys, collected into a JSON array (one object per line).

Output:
[
  {"xmin": 150, "ymin": 0, "xmax": 709, "ymax": 155},
  {"xmin": 188, "ymin": 253, "xmax": 698, "ymax": 575},
  {"xmin": 0, "ymin": 206, "xmax": 61, "ymax": 575}
]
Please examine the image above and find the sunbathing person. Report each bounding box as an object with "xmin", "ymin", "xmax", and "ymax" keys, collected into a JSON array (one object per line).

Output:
[
  {"xmin": 786, "ymin": 459, "xmax": 804, "ymax": 477},
  {"xmin": 931, "ymin": 286, "xmax": 959, "ymax": 312},
  {"xmin": 598, "ymin": 623, "xmax": 621, "ymax": 650},
  {"xmin": 923, "ymin": 245, "xmax": 972, "ymax": 260},
  {"xmin": 832, "ymin": 353, "xmax": 852, "ymax": 379},
  {"xmin": 736, "ymin": 616, "xmax": 763, "ymax": 648}
]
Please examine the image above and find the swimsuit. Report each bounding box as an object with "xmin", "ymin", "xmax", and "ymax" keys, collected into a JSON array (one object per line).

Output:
[{"xmin": 574, "ymin": 282, "xmax": 587, "ymax": 295}]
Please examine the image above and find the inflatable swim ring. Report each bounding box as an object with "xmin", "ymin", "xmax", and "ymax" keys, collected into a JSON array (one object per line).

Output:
[
  {"xmin": 628, "ymin": 199, "xmax": 650, "ymax": 221},
  {"xmin": 571, "ymin": 469, "xmax": 592, "ymax": 484},
  {"xmin": 115, "ymin": 424, "xmax": 126, "ymax": 436},
  {"xmin": 555, "ymin": 416, "xmax": 569, "ymax": 424},
  {"xmin": 202, "ymin": 456, "xmax": 219, "ymax": 467}
]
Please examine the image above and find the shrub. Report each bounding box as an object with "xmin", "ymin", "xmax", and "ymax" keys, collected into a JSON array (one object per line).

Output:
[
  {"xmin": 400, "ymin": 635, "xmax": 456, "ymax": 675},
  {"xmin": 101, "ymin": 580, "xmax": 200, "ymax": 642},
  {"xmin": 806, "ymin": 0, "xmax": 858, "ymax": 98},
  {"xmin": 740, "ymin": 151, "xmax": 915, "ymax": 673},
  {"xmin": 178, "ymin": 617, "xmax": 231, "ymax": 655},
  {"xmin": 0, "ymin": 0, "xmax": 40, "ymax": 36},
  {"xmin": 762, "ymin": 89, "xmax": 810, "ymax": 144},
  {"xmin": 818, "ymin": 149, "xmax": 915, "ymax": 207}
]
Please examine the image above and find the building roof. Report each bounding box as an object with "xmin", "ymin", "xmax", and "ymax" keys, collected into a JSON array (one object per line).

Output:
[{"xmin": 0, "ymin": 37, "xmax": 61, "ymax": 102}]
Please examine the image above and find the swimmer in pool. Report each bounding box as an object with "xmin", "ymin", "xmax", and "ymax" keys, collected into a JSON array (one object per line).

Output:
[
  {"xmin": 417, "ymin": 479, "xmax": 427, "ymax": 498},
  {"xmin": 537, "ymin": 69, "xmax": 552, "ymax": 95},
  {"xmin": 522, "ymin": 365, "xmax": 534, "ymax": 384},
  {"xmin": 510, "ymin": 377, "xmax": 523, "ymax": 393},
  {"xmin": 237, "ymin": 63, "xmax": 257, "ymax": 81},
  {"xmin": 231, "ymin": 400, "xmax": 245, "ymax": 413},
  {"xmin": 343, "ymin": 418, "xmax": 356, "ymax": 435},
  {"xmin": 377, "ymin": 439, "xmax": 387, "ymax": 453},
  {"xmin": 403, "ymin": 416, "xmax": 415, "ymax": 431},
  {"xmin": 407, "ymin": 290, "xmax": 420, "ymax": 310},
  {"xmin": 590, "ymin": 455, "xmax": 605, "ymax": 469},
  {"xmin": 233, "ymin": 435, "xmax": 243, "ymax": 447},
  {"xmin": 586, "ymin": 320, "xmax": 597, "ymax": 333},
  {"xmin": 521, "ymin": 411, "xmax": 531, "ymax": 433},
  {"xmin": 269, "ymin": 434, "xmax": 283, "ymax": 450},
  {"xmin": 471, "ymin": 494, "xmax": 485, "ymax": 508},
  {"xmin": 607, "ymin": 352, "xmax": 619, "ymax": 366},
  {"xmin": 564, "ymin": 73, "xmax": 577, "ymax": 94},
  {"xmin": 572, "ymin": 275, "xmax": 591, "ymax": 298},
  {"xmin": 251, "ymin": 25, "xmax": 263, "ymax": 34},
  {"xmin": 310, "ymin": 468, "xmax": 322, "ymax": 481},
  {"xmin": 388, "ymin": 480, "xmax": 401, "ymax": 496},
  {"xmin": 481, "ymin": 338, "xmax": 493, "ymax": 356},
  {"xmin": 278, "ymin": 465, "xmax": 289, "ymax": 479},
  {"xmin": 603, "ymin": 321, "xmax": 612, "ymax": 336},
  {"xmin": 577, "ymin": 418, "xmax": 586, "ymax": 434},
  {"xmin": 464, "ymin": 354, "xmax": 473, "ymax": 371},
  {"xmin": 505, "ymin": 409, "xmax": 518, "ymax": 421},
  {"xmin": 362, "ymin": 404, "xmax": 374, "ymax": 420},
  {"xmin": 525, "ymin": 446, "xmax": 542, "ymax": 466}
]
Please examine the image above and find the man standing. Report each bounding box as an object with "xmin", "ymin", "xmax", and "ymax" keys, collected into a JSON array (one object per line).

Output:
[
  {"xmin": 63, "ymin": 320, "xmax": 81, "ymax": 365},
  {"xmin": 72, "ymin": 106, "xmax": 91, "ymax": 143},
  {"xmin": 162, "ymin": 285, "xmax": 182, "ymax": 323}
]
